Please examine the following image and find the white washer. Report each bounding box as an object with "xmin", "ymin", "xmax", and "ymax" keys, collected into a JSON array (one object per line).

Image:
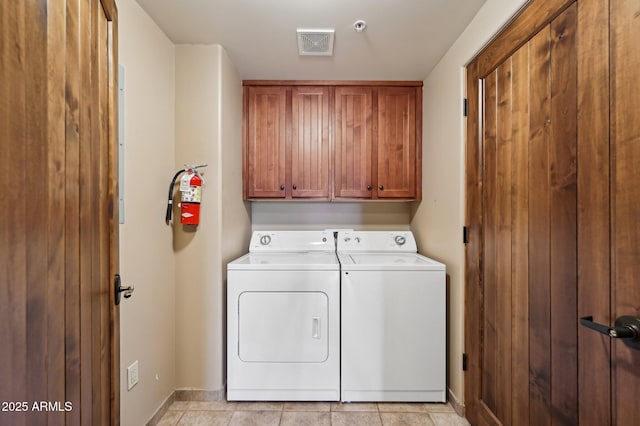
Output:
[
  {"xmin": 337, "ymin": 231, "xmax": 446, "ymax": 402},
  {"xmin": 227, "ymin": 231, "xmax": 340, "ymax": 401}
]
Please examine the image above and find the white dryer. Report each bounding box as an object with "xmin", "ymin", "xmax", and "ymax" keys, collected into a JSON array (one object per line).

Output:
[
  {"xmin": 337, "ymin": 231, "xmax": 446, "ymax": 402},
  {"xmin": 227, "ymin": 231, "xmax": 340, "ymax": 401}
]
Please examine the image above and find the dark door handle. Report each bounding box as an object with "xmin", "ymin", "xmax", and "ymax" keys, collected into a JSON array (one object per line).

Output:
[
  {"xmin": 114, "ymin": 274, "xmax": 134, "ymax": 306},
  {"xmin": 580, "ymin": 316, "xmax": 640, "ymax": 350},
  {"xmin": 280, "ymin": 184, "xmax": 285, "ymax": 190}
]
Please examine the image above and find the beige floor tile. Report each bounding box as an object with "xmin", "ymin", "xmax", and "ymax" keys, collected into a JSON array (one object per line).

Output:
[
  {"xmin": 424, "ymin": 403, "xmax": 456, "ymax": 413},
  {"xmin": 331, "ymin": 402, "xmax": 379, "ymax": 412},
  {"xmin": 188, "ymin": 400, "xmax": 236, "ymax": 411},
  {"xmin": 331, "ymin": 411, "xmax": 383, "ymax": 426},
  {"xmin": 233, "ymin": 401, "xmax": 283, "ymax": 411},
  {"xmin": 377, "ymin": 403, "xmax": 430, "ymax": 413},
  {"xmin": 228, "ymin": 410, "xmax": 282, "ymax": 426},
  {"xmin": 168, "ymin": 401, "xmax": 192, "ymax": 411},
  {"xmin": 381, "ymin": 412, "xmax": 435, "ymax": 426},
  {"xmin": 156, "ymin": 410, "xmax": 184, "ymax": 426},
  {"xmin": 429, "ymin": 413, "xmax": 471, "ymax": 426},
  {"xmin": 280, "ymin": 411, "xmax": 331, "ymax": 426},
  {"xmin": 283, "ymin": 401, "xmax": 331, "ymax": 412},
  {"xmin": 176, "ymin": 410, "xmax": 233, "ymax": 426}
]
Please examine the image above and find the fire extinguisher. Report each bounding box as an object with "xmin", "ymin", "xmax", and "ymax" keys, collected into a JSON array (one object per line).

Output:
[{"xmin": 165, "ymin": 164, "xmax": 208, "ymax": 226}]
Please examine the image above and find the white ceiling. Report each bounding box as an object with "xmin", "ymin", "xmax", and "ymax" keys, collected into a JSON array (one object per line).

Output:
[{"xmin": 134, "ymin": 0, "xmax": 487, "ymax": 81}]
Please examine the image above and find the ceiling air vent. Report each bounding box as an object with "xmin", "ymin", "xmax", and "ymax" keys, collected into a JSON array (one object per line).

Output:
[{"xmin": 297, "ymin": 28, "xmax": 335, "ymax": 56}]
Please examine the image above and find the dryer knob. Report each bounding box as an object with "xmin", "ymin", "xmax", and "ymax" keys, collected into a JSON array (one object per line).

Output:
[
  {"xmin": 260, "ymin": 235, "xmax": 272, "ymax": 245},
  {"xmin": 395, "ymin": 235, "xmax": 406, "ymax": 246}
]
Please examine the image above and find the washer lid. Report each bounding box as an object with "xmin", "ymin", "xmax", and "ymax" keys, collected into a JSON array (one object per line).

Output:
[
  {"xmin": 228, "ymin": 252, "xmax": 340, "ymax": 271},
  {"xmin": 338, "ymin": 252, "xmax": 445, "ymax": 271}
]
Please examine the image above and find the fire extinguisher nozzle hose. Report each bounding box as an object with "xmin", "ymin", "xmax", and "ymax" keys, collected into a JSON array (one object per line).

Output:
[{"xmin": 166, "ymin": 169, "xmax": 186, "ymax": 224}]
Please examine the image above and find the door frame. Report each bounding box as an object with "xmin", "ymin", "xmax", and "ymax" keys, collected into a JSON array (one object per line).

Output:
[{"xmin": 102, "ymin": 0, "xmax": 121, "ymax": 423}]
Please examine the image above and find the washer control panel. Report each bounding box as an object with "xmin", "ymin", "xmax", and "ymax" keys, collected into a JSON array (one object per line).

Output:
[{"xmin": 337, "ymin": 231, "xmax": 417, "ymax": 252}]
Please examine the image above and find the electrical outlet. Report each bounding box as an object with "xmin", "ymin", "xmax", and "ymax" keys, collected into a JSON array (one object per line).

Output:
[{"xmin": 127, "ymin": 360, "xmax": 139, "ymax": 390}]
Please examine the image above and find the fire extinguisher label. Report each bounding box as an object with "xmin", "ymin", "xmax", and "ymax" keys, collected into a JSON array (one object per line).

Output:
[
  {"xmin": 182, "ymin": 186, "xmax": 201, "ymax": 203},
  {"xmin": 180, "ymin": 174, "xmax": 191, "ymax": 192},
  {"xmin": 180, "ymin": 172, "xmax": 202, "ymax": 203}
]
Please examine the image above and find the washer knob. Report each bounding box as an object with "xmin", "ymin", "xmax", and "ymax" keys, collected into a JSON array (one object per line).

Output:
[{"xmin": 394, "ymin": 235, "xmax": 406, "ymax": 246}]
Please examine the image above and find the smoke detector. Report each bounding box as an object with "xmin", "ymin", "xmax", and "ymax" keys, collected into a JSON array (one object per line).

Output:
[
  {"xmin": 297, "ymin": 28, "xmax": 335, "ymax": 56},
  {"xmin": 353, "ymin": 20, "xmax": 367, "ymax": 32}
]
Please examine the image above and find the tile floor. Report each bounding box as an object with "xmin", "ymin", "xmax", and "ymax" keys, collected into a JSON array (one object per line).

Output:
[{"xmin": 156, "ymin": 400, "xmax": 471, "ymax": 426}]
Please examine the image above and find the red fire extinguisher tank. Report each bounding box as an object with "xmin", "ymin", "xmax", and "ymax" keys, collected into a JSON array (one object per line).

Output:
[{"xmin": 180, "ymin": 171, "xmax": 202, "ymax": 225}]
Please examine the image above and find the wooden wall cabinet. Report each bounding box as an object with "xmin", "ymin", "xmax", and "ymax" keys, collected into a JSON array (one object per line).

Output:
[
  {"xmin": 244, "ymin": 85, "xmax": 330, "ymax": 199},
  {"xmin": 243, "ymin": 81, "xmax": 422, "ymax": 201},
  {"xmin": 334, "ymin": 85, "xmax": 422, "ymax": 200},
  {"xmin": 245, "ymin": 86, "xmax": 287, "ymax": 198},
  {"xmin": 334, "ymin": 87, "xmax": 374, "ymax": 198}
]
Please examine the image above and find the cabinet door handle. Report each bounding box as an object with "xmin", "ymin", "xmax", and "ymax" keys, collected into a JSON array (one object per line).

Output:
[
  {"xmin": 292, "ymin": 184, "xmax": 297, "ymax": 190},
  {"xmin": 280, "ymin": 184, "xmax": 285, "ymax": 190},
  {"xmin": 367, "ymin": 185, "xmax": 372, "ymax": 190},
  {"xmin": 379, "ymin": 185, "xmax": 384, "ymax": 190}
]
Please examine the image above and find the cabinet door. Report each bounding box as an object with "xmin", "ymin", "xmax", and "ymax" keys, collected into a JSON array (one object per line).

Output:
[
  {"xmin": 246, "ymin": 86, "xmax": 287, "ymax": 198},
  {"xmin": 334, "ymin": 87, "xmax": 374, "ymax": 198},
  {"xmin": 377, "ymin": 87, "xmax": 417, "ymax": 198},
  {"xmin": 291, "ymin": 87, "xmax": 330, "ymax": 198}
]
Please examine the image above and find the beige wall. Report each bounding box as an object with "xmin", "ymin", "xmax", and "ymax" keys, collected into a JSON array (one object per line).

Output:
[
  {"xmin": 117, "ymin": 0, "xmax": 176, "ymax": 425},
  {"xmin": 219, "ymin": 48, "xmax": 253, "ymax": 376},
  {"xmin": 410, "ymin": 0, "xmax": 528, "ymax": 409},
  {"xmin": 251, "ymin": 202, "xmax": 412, "ymax": 230},
  {"xmin": 174, "ymin": 45, "xmax": 250, "ymax": 392},
  {"xmin": 220, "ymin": 47, "xmax": 252, "ymax": 273}
]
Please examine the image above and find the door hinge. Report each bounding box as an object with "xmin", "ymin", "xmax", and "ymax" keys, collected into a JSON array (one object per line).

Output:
[
  {"xmin": 463, "ymin": 226, "xmax": 469, "ymax": 244},
  {"xmin": 463, "ymin": 98, "xmax": 468, "ymax": 117},
  {"xmin": 462, "ymin": 353, "xmax": 468, "ymax": 371}
]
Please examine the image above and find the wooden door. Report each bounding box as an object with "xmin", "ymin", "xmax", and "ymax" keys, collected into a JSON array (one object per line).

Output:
[
  {"xmin": 0, "ymin": 0, "xmax": 120, "ymax": 425},
  {"xmin": 376, "ymin": 87, "xmax": 418, "ymax": 199},
  {"xmin": 465, "ymin": 0, "xmax": 640, "ymax": 425},
  {"xmin": 290, "ymin": 86, "xmax": 330, "ymax": 199},
  {"xmin": 245, "ymin": 86, "xmax": 287, "ymax": 198},
  {"xmin": 471, "ymin": 5, "xmax": 579, "ymax": 424},
  {"xmin": 334, "ymin": 86, "xmax": 374, "ymax": 199},
  {"xmin": 602, "ymin": 0, "xmax": 640, "ymax": 423}
]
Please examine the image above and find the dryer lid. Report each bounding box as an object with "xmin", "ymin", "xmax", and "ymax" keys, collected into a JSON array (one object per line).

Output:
[{"xmin": 228, "ymin": 252, "xmax": 339, "ymax": 271}]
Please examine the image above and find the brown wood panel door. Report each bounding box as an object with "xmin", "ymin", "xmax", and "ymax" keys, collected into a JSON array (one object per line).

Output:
[
  {"xmin": 466, "ymin": 2, "xmax": 579, "ymax": 425},
  {"xmin": 466, "ymin": 0, "xmax": 640, "ymax": 425},
  {"xmin": 0, "ymin": 0, "xmax": 119, "ymax": 425},
  {"xmin": 245, "ymin": 86, "xmax": 287, "ymax": 198},
  {"xmin": 290, "ymin": 86, "xmax": 330, "ymax": 199},
  {"xmin": 609, "ymin": 0, "xmax": 640, "ymax": 423},
  {"xmin": 334, "ymin": 86, "xmax": 374, "ymax": 198},
  {"xmin": 577, "ymin": 1, "xmax": 640, "ymax": 424},
  {"xmin": 376, "ymin": 87, "xmax": 416, "ymax": 198}
]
